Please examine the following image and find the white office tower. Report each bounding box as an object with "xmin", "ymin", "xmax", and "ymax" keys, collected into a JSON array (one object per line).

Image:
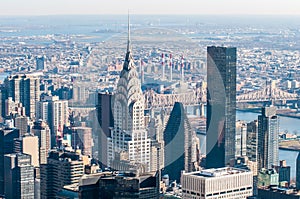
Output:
[
  {"xmin": 181, "ymin": 167, "xmax": 253, "ymax": 199},
  {"xmin": 108, "ymin": 16, "xmax": 151, "ymax": 171},
  {"xmin": 36, "ymin": 96, "xmax": 69, "ymax": 147}
]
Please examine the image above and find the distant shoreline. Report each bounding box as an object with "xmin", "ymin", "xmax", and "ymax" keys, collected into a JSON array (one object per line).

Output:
[
  {"xmin": 279, "ymin": 147, "xmax": 300, "ymax": 152},
  {"xmin": 237, "ymin": 108, "xmax": 300, "ymax": 119}
]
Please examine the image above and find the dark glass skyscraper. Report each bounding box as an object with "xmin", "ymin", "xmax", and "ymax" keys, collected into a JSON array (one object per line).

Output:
[
  {"xmin": 0, "ymin": 128, "xmax": 20, "ymax": 196},
  {"xmin": 96, "ymin": 92, "xmax": 114, "ymax": 168},
  {"xmin": 163, "ymin": 102, "xmax": 195, "ymax": 182},
  {"xmin": 296, "ymin": 152, "xmax": 300, "ymax": 190},
  {"xmin": 206, "ymin": 46, "xmax": 237, "ymax": 169}
]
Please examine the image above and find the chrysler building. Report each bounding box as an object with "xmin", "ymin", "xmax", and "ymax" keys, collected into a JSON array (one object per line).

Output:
[{"xmin": 108, "ymin": 15, "xmax": 151, "ymax": 171}]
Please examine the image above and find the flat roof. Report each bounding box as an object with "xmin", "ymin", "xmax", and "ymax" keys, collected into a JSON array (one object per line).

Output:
[{"xmin": 184, "ymin": 167, "xmax": 250, "ymax": 178}]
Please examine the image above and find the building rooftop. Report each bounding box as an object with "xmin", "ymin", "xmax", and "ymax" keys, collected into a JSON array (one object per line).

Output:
[{"xmin": 185, "ymin": 167, "xmax": 250, "ymax": 178}]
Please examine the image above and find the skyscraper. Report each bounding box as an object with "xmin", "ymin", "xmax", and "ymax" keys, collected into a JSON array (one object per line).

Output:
[
  {"xmin": 0, "ymin": 127, "xmax": 20, "ymax": 196},
  {"xmin": 32, "ymin": 120, "xmax": 51, "ymax": 164},
  {"xmin": 163, "ymin": 102, "xmax": 197, "ymax": 182},
  {"xmin": 36, "ymin": 96, "xmax": 69, "ymax": 147},
  {"xmin": 14, "ymin": 134, "xmax": 40, "ymax": 167},
  {"xmin": 236, "ymin": 120, "xmax": 247, "ymax": 157},
  {"xmin": 296, "ymin": 152, "xmax": 300, "ymax": 190},
  {"xmin": 35, "ymin": 100, "xmax": 49, "ymax": 121},
  {"xmin": 273, "ymin": 160, "xmax": 290, "ymax": 185},
  {"xmin": 96, "ymin": 92, "xmax": 114, "ymax": 167},
  {"xmin": 206, "ymin": 46, "xmax": 237, "ymax": 168},
  {"xmin": 4, "ymin": 153, "xmax": 35, "ymax": 199},
  {"xmin": 4, "ymin": 74, "xmax": 40, "ymax": 119},
  {"xmin": 14, "ymin": 116, "xmax": 28, "ymax": 135},
  {"xmin": 36, "ymin": 56, "xmax": 45, "ymax": 71},
  {"xmin": 0, "ymin": 86, "xmax": 7, "ymax": 122},
  {"xmin": 246, "ymin": 120, "xmax": 258, "ymax": 163},
  {"xmin": 108, "ymin": 16, "xmax": 150, "ymax": 171},
  {"xmin": 40, "ymin": 150, "xmax": 84, "ymax": 199},
  {"xmin": 258, "ymin": 106, "xmax": 279, "ymax": 170},
  {"xmin": 49, "ymin": 96, "xmax": 69, "ymax": 146},
  {"xmin": 246, "ymin": 120, "xmax": 259, "ymax": 195},
  {"xmin": 71, "ymin": 126, "xmax": 93, "ymax": 157}
]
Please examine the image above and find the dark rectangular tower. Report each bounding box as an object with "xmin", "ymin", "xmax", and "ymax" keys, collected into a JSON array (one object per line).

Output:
[
  {"xmin": 96, "ymin": 92, "xmax": 114, "ymax": 168},
  {"xmin": 163, "ymin": 102, "xmax": 195, "ymax": 182},
  {"xmin": 206, "ymin": 46, "xmax": 237, "ymax": 168},
  {"xmin": 4, "ymin": 153, "xmax": 34, "ymax": 199}
]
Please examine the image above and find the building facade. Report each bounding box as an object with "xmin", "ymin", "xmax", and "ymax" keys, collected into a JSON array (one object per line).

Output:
[
  {"xmin": 236, "ymin": 120, "xmax": 247, "ymax": 158},
  {"xmin": 258, "ymin": 106, "xmax": 279, "ymax": 170},
  {"xmin": 206, "ymin": 46, "xmax": 237, "ymax": 168},
  {"xmin": 296, "ymin": 152, "xmax": 300, "ymax": 190},
  {"xmin": 32, "ymin": 120, "xmax": 51, "ymax": 164},
  {"xmin": 246, "ymin": 120, "xmax": 258, "ymax": 163},
  {"xmin": 14, "ymin": 134, "xmax": 40, "ymax": 167},
  {"xmin": 108, "ymin": 21, "xmax": 150, "ymax": 171},
  {"xmin": 71, "ymin": 126, "xmax": 93, "ymax": 157},
  {"xmin": 96, "ymin": 92, "xmax": 114, "ymax": 167},
  {"xmin": 36, "ymin": 96, "xmax": 69, "ymax": 147},
  {"xmin": 79, "ymin": 171, "xmax": 159, "ymax": 199},
  {"xmin": 40, "ymin": 151, "xmax": 84, "ymax": 199},
  {"xmin": 4, "ymin": 74, "xmax": 40, "ymax": 119},
  {"xmin": 0, "ymin": 127, "xmax": 20, "ymax": 196},
  {"xmin": 181, "ymin": 167, "xmax": 253, "ymax": 199},
  {"xmin": 273, "ymin": 160, "xmax": 291, "ymax": 185},
  {"xmin": 4, "ymin": 153, "xmax": 35, "ymax": 199},
  {"xmin": 163, "ymin": 102, "xmax": 198, "ymax": 182},
  {"xmin": 36, "ymin": 56, "xmax": 45, "ymax": 71}
]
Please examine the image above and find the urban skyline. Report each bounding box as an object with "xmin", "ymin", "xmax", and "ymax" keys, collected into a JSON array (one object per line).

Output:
[{"xmin": 1, "ymin": 4, "xmax": 300, "ymax": 198}]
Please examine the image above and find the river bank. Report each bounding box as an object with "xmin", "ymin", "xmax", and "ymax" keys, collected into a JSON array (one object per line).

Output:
[
  {"xmin": 279, "ymin": 140, "xmax": 300, "ymax": 152},
  {"xmin": 238, "ymin": 108, "xmax": 300, "ymax": 119}
]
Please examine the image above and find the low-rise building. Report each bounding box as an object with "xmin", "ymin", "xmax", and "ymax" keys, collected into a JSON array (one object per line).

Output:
[{"xmin": 181, "ymin": 167, "xmax": 253, "ymax": 199}]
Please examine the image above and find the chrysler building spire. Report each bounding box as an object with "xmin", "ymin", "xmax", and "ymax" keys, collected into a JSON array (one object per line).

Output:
[
  {"xmin": 127, "ymin": 10, "xmax": 131, "ymax": 53},
  {"xmin": 123, "ymin": 11, "xmax": 135, "ymax": 71}
]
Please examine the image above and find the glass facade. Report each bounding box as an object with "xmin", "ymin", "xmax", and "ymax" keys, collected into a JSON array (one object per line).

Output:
[{"xmin": 206, "ymin": 46, "xmax": 237, "ymax": 168}]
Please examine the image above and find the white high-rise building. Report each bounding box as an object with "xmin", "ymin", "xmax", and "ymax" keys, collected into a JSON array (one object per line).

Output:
[
  {"xmin": 36, "ymin": 96, "xmax": 69, "ymax": 147},
  {"xmin": 236, "ymin": 120, "xmax": 247, "ymax": 157},
  {"xmin": 50, "ymin": 97, "xmax": 68, "ymax": 137},
  {"xmin": 108, "ymin": 16, "xmax": 151, "ymax": 171},
  {"xmin": 258, "ymin": 106, "xmax": 279, "ymax": 170}
]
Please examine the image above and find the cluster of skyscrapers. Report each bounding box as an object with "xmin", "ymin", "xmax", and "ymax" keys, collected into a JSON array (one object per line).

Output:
[{"xmin": 1, "ymin": 18, "xmax": 300, "ymax": 199}]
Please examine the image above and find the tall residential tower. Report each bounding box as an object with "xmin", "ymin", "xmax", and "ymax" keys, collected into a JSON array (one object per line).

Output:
[
  {"xmin": 258, "ymin": 106, "xmax": 279, "ymax": 170},
  {"xmin": 5, "ymin": 74, "xmax": 40, "ymax": 119}
]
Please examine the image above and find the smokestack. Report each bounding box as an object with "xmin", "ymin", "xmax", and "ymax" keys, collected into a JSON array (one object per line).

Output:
[
  {"xmin": 162, "ymin": 53, "xmax": 165, "ymax": 80},
  {"xmin": 169, "ymin": 54, "xmax": 172, "ymax": 82},
  {"xmin": 181, "ymin": 55, "xmax": 184, "ymax": 82},
  {"xmin": 140, "ymin": 58, "xmax": 144, "ymax": 84}
]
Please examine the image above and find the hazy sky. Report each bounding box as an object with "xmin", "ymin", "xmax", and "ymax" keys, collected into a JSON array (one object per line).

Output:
[{"xmin": 1, "ymin": 0, "xmax": 300, "ymax": 15}]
